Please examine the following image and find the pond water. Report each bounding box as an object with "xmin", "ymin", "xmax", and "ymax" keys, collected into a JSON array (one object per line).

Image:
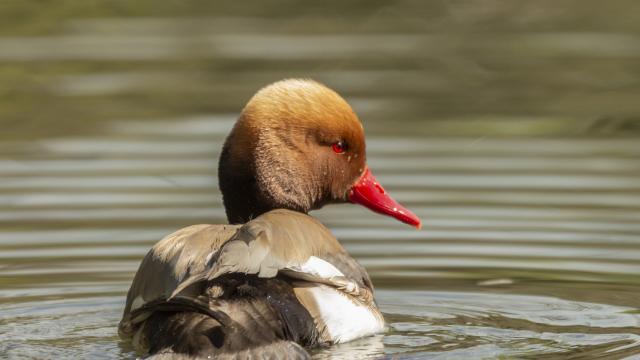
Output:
[{"xmin": 1, "ymin": 2, "xmax": 640, "ymax": 359}]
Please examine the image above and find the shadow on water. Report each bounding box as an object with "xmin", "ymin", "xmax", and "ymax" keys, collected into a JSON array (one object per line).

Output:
[{"xmin": 1, "ymin": 1, "xmax": 640, "ymax": 358}]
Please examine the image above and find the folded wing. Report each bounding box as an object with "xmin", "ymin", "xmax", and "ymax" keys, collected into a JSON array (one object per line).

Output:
[{"xmin": 119, "ymin": 209, "xmax": 376, "ymax": 352}]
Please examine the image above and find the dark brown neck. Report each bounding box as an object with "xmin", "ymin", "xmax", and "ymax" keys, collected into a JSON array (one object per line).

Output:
[
  {"xmin": 219, "ymin": 144, "xmax": 310, "ymax": 224},
  {"xmin": 218, "ymin": 146, "xmax": 260, "ymax": 224}
]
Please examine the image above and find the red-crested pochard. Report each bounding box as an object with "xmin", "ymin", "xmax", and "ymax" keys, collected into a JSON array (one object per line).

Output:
[{"xmin": 119, "ymin": 79, "xmax": 421, "ymax": 359}]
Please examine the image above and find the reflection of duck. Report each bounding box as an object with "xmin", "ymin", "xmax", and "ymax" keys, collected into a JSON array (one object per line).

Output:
[{"xmin": 118, "ymin": 79, "xmax": 421, "ymax": 359}]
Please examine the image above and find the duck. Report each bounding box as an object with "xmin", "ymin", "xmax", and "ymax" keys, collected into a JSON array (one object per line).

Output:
[{"xmin": 118, "ymin": 79, "xmax": 421, "ymax": 359}]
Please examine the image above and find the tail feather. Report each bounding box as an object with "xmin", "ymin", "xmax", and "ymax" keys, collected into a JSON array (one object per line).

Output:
[
  {"xmin": 135, "ymin": 277, "xmax": 318, "ymax": 359},
  {"xmin": 146, "ymin": 340, "xmax": 310, "ymax": 360},
  {"xmin": 143, "ymin": 310, "xmax": 311, "ymax": 360}
]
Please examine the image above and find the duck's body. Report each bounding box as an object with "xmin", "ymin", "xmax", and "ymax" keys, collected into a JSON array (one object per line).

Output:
[
  {"xmin": 120, "ymin": 210, "xmax": 384, "ymax": 358},
  {"xmin": 119, "ymin": 79, "xmax": 420, "ymax": 359}
]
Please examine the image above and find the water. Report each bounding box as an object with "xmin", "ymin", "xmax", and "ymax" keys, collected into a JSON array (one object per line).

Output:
[{"xmin": 1, "ymin": 2, "xmax": 640, "ymax": 359}]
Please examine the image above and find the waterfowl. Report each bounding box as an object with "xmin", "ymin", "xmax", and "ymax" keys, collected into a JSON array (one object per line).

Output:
[{"xmin": 119, "ymin": 79, "xmax": 421, "ymax": 359}]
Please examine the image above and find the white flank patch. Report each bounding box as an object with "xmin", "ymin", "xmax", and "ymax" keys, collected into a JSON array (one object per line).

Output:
[
  {"xmin": 296, "ymin": 256, "xmax": 344, "ymax": 279},
  {"xmin": 300, "ymin": 285, "xmax": 384, "ymax": 343}
]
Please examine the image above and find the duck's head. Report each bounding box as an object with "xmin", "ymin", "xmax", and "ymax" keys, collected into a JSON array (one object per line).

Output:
[{"xmin": 219, "ymin": 79, "xmax": 421, "ymax": 228}]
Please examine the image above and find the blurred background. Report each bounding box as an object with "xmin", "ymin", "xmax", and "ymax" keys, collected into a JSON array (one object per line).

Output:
[{"xmin": 1, "ymin": 1, "xmax": 639, "ymax": 358}]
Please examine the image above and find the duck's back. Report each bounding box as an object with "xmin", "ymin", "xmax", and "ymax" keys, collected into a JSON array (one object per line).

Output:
[{"xmin": 119, "ymin": 210, "xmax": 383, "ymax": 359}]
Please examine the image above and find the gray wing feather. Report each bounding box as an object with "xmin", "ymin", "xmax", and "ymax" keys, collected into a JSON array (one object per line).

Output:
[
  {"xmin": 169, "ymin": 210, "xmax": 370, "ymax": 299},
  {"xmin": 171, "ymin": 221, "xmax": 291, "ymax": 298}
]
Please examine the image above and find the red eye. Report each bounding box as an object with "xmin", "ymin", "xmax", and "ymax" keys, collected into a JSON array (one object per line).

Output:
[{"xmin": 332, "ymin": 141, "xmax": 345, "ymax": 154}]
